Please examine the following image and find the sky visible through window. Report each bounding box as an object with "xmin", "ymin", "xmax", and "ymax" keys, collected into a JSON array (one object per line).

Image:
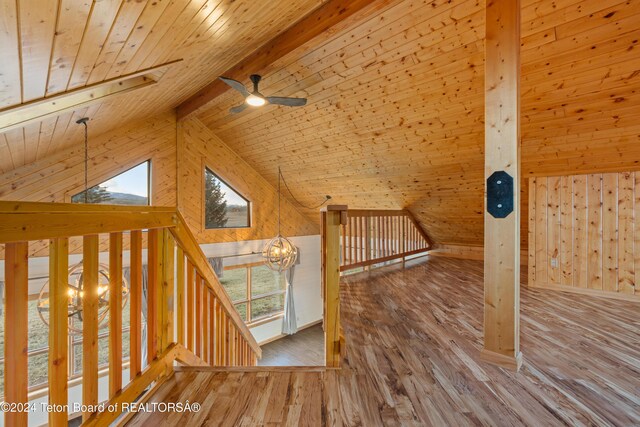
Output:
[
  {"xmin": 216, "ymin": 176, "xmax": 247, "ymax": 205},
  {"xmin": 101, "ymin": 162, "xmax": 148, "ymax": 197}
]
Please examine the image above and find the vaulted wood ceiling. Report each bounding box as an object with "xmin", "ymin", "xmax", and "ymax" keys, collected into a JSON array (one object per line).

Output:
[
  {"xmin": 0, "ymin": 0, "xmax": 323, "ymax": 171},
  {"xmin": 1, "ymin": 0, "xmax": 638, "ymax": 246},
  {"xmin": 194, "ymin": 0, "xmax": 640, "ymax": 245}
]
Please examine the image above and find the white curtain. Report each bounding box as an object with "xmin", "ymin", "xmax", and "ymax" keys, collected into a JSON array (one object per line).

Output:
[{"xmin": 281, "ymin": 265, "xmax": 297, "ymax": 335}]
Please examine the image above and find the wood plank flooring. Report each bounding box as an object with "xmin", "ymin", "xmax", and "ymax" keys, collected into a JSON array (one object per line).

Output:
[
  {"xmin": 127, "ymin": 256, "xmax": 640, "ymax": 426},
  {"xmin": 258, "ymin": 324, "xmax": 324, "ymax": 366}
]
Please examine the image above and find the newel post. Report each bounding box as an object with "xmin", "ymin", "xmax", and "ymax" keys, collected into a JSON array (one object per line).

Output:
[
  {"xmin": 321, "ymin": 205, "xmax": 348, "ymax": 368},
  {"xmin": 482, "ymin": 0, "xmax": 522, "ymax": 371}
]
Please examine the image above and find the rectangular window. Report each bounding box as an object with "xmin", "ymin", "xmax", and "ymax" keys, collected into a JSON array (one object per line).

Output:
[
  {"xmin": 204, "ymin": 168, "xmax": 250, "ymax": 229},
  {"xmin": 218, "ymin": 263, "xmax": 285, "ymax": 324},
  {"xmin": 72, "ymin": 160, "xmax": 150, "ymax": 205}
]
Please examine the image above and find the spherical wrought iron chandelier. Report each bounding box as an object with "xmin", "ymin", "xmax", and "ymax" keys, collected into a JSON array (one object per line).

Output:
[
  {"xmin": 263, "ymin": 167, "xmax": 298, "ymax": 272},
  {"xmin": 37, "ymin": 260, "xmax": 130, "ymax": 335}
]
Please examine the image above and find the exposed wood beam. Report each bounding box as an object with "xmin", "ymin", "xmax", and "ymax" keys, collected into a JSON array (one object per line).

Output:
[
  {"xmin": 0, "ymin": 60, "xmax": 181, "ymax": 133},
  {"xmin": 176, "ymin": 0, "xmax": 386, "ymax": 119},
  {"xmin": 481, "ymin": 0, "xmax": 522, "ymax": 371}
]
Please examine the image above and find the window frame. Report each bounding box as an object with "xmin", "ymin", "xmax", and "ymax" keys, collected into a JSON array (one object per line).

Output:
[
  {"xmin": 67, "ymin": 159, "xmax": 152, "ymax": 205},
  {"xmin": 203, "ymin": 166, "xmax": 252, "ymax": 230},
  {"xmin": 220, "ymin": 261, "xmax": 286, "ymax": 325}
]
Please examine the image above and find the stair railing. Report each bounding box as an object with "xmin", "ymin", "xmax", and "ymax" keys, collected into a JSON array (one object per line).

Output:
[{"xmin": 0, "ymin": 201, "xmax": 260, "ymax": 427}]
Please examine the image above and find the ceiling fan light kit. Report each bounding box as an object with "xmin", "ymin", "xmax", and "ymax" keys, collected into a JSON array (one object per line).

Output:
[{"xmin": 220, "ymin": 74, "xmax": 307, "ymax": 113}]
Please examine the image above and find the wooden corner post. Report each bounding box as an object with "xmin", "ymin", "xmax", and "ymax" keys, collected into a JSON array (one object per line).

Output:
[
  {"xmin": 321, "ymin": 205, "xmax": 348, "ymax": 368},
  {"xmin": 482, "ymin": 0, "xmax": 522, "ymax": 371}
]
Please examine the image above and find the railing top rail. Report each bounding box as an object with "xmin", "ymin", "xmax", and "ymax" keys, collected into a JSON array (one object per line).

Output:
[
  {"xmin": 345, "ymin": 209, "xmax": 410, "ymax": 217},
  {"xmin": 0, "ymin": 200, "xmax": 261, "ymax": 357},
  {"xmin": 0, "ymin": 200, "xmax": 175, "ymax": 213}
]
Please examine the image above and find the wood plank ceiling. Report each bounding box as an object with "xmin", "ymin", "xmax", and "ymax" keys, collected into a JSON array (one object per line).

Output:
[
  {"xmin": 195, "ymin": 0, "xmax": 640, "ymax": 245},
  {"xmin": 0, "ymin": 0, "xmax": 324, "ymax": 172},
  {"xmin": 1, "ymin": 0, "xmax": 638, "ymax": 246}
]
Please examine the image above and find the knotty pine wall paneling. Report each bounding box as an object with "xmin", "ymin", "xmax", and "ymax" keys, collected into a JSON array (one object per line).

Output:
[
  {"xmin": 528, "ymin": 173, "xmax": 639, "ymax": 300},
  {"xmin": 0, "ymin": 113, "xmax": 177, "ymax": 257},
  {"xmin": 177, "ymin": 117, "xmax": 319, "ymax": 243}
]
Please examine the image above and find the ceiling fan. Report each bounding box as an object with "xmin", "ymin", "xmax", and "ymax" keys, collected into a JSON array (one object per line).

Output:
[{"xmin": 220, "ymin": 74, "xmax": 307, "ymax": 113}]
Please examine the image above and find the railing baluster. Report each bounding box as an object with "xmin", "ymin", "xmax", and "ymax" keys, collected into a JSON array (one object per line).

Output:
[
  {"xmin": 176, "ymin": 247, "xmax": 185, "ymax": 346},
  {"xmin": 203, "ymin": 290, "xmax": 210, "ymax": 363},
  {"xmin": 147, "ymin": 229, "xmax": 159, "ymax": 362},
  {"xmin": 5, "ymin": 242, "xmax": 29, "ymax": 427},
  {"xmin": 195, "ymin": 273, "xmax": 202, "ymax": 358},
  {"xmin": 161, "ymin": 229, "xmax": 175, "ymax": 351},
  {"xmin": 209, "ymin": 292, "xmax": 216, "ymax": 365},
  {"xmin": 109, "ymin": 232, "xmax": 123, "ymax": 397},
  {"xmin": 216, "ymin": 300, "xmax": 223, "ymax": 365},
  {"xmin": 130, "ymin": 230, "xmax": 142, "ymax": 379},
  {"xmin": 83, "ymin": 235, "xmax": 99, "ymax": 421},
  {"xmin": 49, "ymin": 238, "xmax": 69, "ymax": 427},
  {"xmin": 186, "ymin": 259, "xmax": 194, "ymax": 352}
]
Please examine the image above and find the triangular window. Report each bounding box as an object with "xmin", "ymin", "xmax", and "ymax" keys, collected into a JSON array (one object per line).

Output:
[
  {"xmin": 71, "ymin": 161, "xmax": 150, "ymax": 205},
  {"xmin": 205, "ymin": 168, "xmax": 251, "ymax": 229}
]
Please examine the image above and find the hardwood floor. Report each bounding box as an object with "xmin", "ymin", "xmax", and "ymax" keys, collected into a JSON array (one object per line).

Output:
[
  {"xmin": 258, "ymin": 324, "xmax": 324, "ymax": 366},
  {"xmin": 128, "ymin": 257, "xmax": 640, "ymax": 426}
]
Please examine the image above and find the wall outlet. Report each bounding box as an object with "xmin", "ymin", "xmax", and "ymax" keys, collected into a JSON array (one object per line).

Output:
[{"xmin": 550, "ymin": 258, "xmax": 559, "ymax": 268}]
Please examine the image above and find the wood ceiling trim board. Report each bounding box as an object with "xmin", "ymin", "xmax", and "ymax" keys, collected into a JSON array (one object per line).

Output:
[
  {"xmin": 67, "ymin": 0, "xmax": 124, "ymax": 90},
  {"xmin": 522, "ymin": 0, "xmax": 626, "ymax": 36},
  {"xmin": 46, "ymin": 0, "xmax": 93, "ymax": 96},
  {"xmin": 0, "ymin": 60, "xmax": 180, "ymax": 133},
  {"xmin": 105, "ymin": 0, "xmax": 173, "ymax": 80},
  {"xmin": 86, "ymin": 0, "xmax": 148, "ymax": 85},
  {"xmin": 0, "ymin": 0, "xmax": 22, "ymax": 108},
  {"xmin": 18, "ymin": 0, "xmax": 58, "ymax": 102},
  {"xmin": 176, "ymin": 0, "xmax": 390, "ymax": 119}
]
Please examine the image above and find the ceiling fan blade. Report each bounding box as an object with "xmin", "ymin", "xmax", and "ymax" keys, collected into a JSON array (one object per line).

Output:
[
  {"xmin": 219, "ymin": 77, "xmax": 249, "ymax": 97},
  {"xmin": 266, "ymin": 96, "xmax": 307, "ymax": 107},
  {"xmin": 229, "ymin": 103, "xmax": 248, "ymax": 114}
]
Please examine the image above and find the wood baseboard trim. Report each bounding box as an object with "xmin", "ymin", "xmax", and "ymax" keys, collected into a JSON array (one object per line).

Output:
[
  {"xmin": 528, "ymin": 283, "xmax": 639, "ymax": 302},
  {"xmin": 257, "ymin": 319, "xmax": 323, "ymax": 346},
  {"xmin": 480, "ymin": 349, "xmax": 522, "ymax": 371}
]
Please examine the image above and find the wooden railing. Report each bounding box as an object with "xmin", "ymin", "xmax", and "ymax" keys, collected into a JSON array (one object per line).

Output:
[
  {"xmin": 340, "ymin": 209, "xmax": 432, "ymax": 272},
  {"xmin": 0, "ymin": 201, "xmax": 260, "ymax": 426}
]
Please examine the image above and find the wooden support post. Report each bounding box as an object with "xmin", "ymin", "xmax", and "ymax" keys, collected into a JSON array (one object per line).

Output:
[
  {"xmin": 49, "ymin": 238, "xmax": 69, "ymax": 427},
  {"xmin": 129, "ymin": 230, "xmax": 143, "ymax": 379},
  {"xmin": 83, "ymin": 235, "xmax": 99, "ymax": 421},
  {"xmin": 321, "ymin": 205, "xmax": 347, "ymax": 368},
  {"xmin": 109, "ymin": 232, "xmax": 123, "ymax": 397},
  {"xmin": 4, "ymin": 242, "xmax": 29, "ymax": 427},
  {"xmin": 481, "ymin": 0, "xmax": 522, "ymax": 371}
]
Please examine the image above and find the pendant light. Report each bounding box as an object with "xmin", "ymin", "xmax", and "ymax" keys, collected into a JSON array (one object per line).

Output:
[{"xmin": 262, "ymin": 167, "xmax": 298, "ymax": 272}]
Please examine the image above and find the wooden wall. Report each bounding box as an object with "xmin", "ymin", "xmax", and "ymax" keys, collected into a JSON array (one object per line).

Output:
[
  {"xmin": 0, "ymin": 113, "xmax": 177, "ymax": 256},
  {"xmin": 528, "ymin": 173, "xmax": 639, "ymax": 300},
  {"xmin": 177, "ymin": 118, "xmax": 319, "ymax": 242},
  {"xmin": 0, "ymin": 112, "xmax": 177, "ymax": 204}
]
